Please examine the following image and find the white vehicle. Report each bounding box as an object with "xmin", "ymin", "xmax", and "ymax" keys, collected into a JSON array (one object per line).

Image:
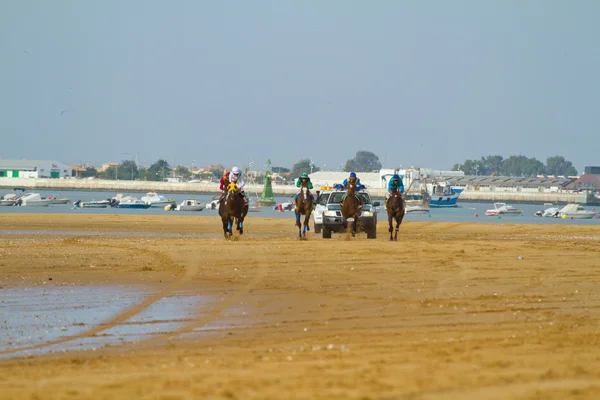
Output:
[{"xmin": 312, "ymin": 186, "xmax": 379, "ymax": 239}]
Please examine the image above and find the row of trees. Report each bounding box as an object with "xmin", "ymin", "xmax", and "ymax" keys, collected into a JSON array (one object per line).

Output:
[
  {"xmin": 452, "ymin": 155, "xmax": 578, "ymax": 177},
  {"xmin": 80, "ymin": 159, "xmax": 197, "ymax": 181},
  {"xmin": 291, "ymin": 151, "xmax": 383, "ymax": 176}
]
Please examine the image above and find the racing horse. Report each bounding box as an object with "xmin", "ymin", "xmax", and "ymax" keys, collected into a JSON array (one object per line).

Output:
[
  {"xmin": 294, "ymin": 181, "xmax": 313, "ymax": 239},
  {"xmin": 340, "ymin": 181, "xmax": 362, "ymax": 237},
  {"xmin": 218, "ymin": 182, "xmax": 249, "ymax": 239},
  {"xmin": 386, "ymin": 188, "xmax": 405, "ymax": 241}
]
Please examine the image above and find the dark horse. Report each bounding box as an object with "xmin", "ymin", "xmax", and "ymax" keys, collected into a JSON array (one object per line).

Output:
[
  {"xmin": 218, "ymin": 182, "xmax": 249, "ymax": 239},
  {"xmin": 386, "ymin": 188, "xmax": 405, "ymax": 241},
  {"xmin": 294, "ymin": 182, "xmax": 313, "ymax": 239},
  {"xmin": 341, "ymin": 181, "xmax": 362, "ymax": 237}
]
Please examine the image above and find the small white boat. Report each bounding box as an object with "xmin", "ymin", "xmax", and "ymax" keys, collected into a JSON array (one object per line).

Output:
[
  {"xmin": 0, "ymin": 193, "xmax": 19, "ymax": 206},
  {"xmin": 73, "ymin": 199, "xmax": 111, "ymax": 208},
  {"xmin": 558, "ymin": 204, "xmax": 597, "ymax": 219},
  {"xmin": 140, "ymin": 191, "xmax": 175, "ymax": 207},
  {"xmin": 171, "ymin": 199, "xmax": 205, "ymax": 212},
  {"xmin": 18, "ymin": 193, "xmax": 52, "ymax": 207},
  {"xmin": 50, "ymin": 197, "xmax": 71, "ymax": 205},
  {"xmin": 206, "ymin": 200, "xmax": 220, "ymax": 210},
  {"xmin": 405, "ymin": 205, "xmax": 430, "ymax": 214},
  {"xmin": 485, "ymin": 203, "xmax": 522, "ymax": 216},
  {"xmin": 534, "ymin": 207, "xmax": 560, "ymax": 218}
]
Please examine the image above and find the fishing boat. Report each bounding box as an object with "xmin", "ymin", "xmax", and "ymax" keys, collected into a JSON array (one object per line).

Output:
[{"xmin": 428, "ymin": 183, "xmax": 461, "ymax": 208}]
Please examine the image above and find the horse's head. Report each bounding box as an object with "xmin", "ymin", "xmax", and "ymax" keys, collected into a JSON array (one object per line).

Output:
[
  {"xmin": 227, "ymin": 182, "xmax": 239, "ymax": 193},
  {"xmin": 346, "ymin": 182, "xmax": 356, "ymax": 195}
]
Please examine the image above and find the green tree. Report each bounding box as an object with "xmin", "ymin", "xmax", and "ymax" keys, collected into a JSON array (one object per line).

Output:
[
  {"xmin": 272, "ymin": 166, "xmax": 290, "ymax": 173},
  {"xmin": 80, "ymin": 167, "xmax": 97, "ymax": 178},
  {"xmin": 98, "ymin": 166, "xmax": 117, "ymax": 180},
  {"xmin": 174, "ymin": 165, "xmax": 191, "ymax": 180},
  {"xmin": 479, "ymin": 155, "xmax": 504, "ymax": 175},
  {"xmin": 118, "ymin": 160, "xmax": 139, "ymax": 180},
  {"xmin": 546, "ymin": 156, "xmax": 578, "ymax": 177},
  {"xmin": 500, "ymin": 155, "xmax": 545, "ymax": 177},
  {"xmin": 292, "ymin": 159, "xmax": 319, "ymax": 177},
  {"xmin": 146, "ymin": 159, "xmax": 171, "ymax": 181},
  {"xmin": 344, "ymin": 151, "xmax": 382, "ymax": 172}
]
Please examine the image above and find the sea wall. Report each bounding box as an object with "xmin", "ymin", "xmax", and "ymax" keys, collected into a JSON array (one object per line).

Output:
[{"xmin": 1, "ymin": 178, "xmax": 597, "ymax": 204}]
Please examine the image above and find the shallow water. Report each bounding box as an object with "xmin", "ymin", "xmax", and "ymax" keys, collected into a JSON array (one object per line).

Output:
[
  {"xmin": 0, "ymin": 285, "xmax": 245, "ymax": 358},
  {"xmin": 0, "ymin": 189, "xmax": 598, "ymax": 225}
]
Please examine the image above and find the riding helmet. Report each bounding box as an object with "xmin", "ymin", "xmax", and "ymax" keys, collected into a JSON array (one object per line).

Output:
[{"xmin": 350, "ymin": 172, "xmax": 356, "ymax": 177}]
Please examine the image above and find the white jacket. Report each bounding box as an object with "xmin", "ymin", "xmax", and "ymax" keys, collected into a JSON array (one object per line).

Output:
[{"xmin": 229, "ymin": 172, "xmax": 245, "ymax": 190}]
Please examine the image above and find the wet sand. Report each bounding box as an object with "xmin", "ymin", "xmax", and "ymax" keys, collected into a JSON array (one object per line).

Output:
[{"xmin": 1, "ymin": 214, "xmax": 600, "ymax": 399}]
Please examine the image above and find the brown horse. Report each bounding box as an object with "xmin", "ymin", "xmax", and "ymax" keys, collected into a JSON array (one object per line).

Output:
[
  {"xmin": 341, "ymin": 181, "xmax": 362, "ymax": 237},
  {"xmin": 386, "ymin": 188, "xmax": 405, "ymax": 241},
  {"xmin": 294, "ymin": 182, "xmax": 313, "ymax": 239},
  {"xmin": 218, "ymin": 182, "xmax": 249, "ymax": 239}
]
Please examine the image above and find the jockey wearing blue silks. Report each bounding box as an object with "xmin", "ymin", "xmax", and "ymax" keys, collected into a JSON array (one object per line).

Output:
[
  {"xmin": 387, "ymin": 174, "xmax": 405, "ymax": 193},
  {"xmin": 342, "ymin": 172, "xmax": 362, "ymax": 190}
]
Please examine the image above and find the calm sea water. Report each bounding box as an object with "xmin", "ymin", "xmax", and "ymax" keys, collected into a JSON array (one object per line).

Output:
[{"xmin": 0, "ymin": 189, "xmax": 598, "ymax": 226}]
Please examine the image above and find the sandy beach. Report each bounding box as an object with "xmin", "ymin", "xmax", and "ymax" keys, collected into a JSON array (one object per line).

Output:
[{"xmin": 1, "ymin": 214, "xmax": 599, "ymax": 399}]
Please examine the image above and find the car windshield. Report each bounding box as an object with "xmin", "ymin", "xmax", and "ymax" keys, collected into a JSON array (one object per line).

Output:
[{"xmin": 328, "ymin": 192, "xmax": 371, "ymax": 204}]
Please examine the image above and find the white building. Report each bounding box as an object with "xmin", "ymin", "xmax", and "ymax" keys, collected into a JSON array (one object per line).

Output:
[
  {"xmin": 309, "ymin": 167, "xmax": 464, "ymax": 190},
  {"xmin": 0, "ymin": 159, "xmax": 73, "ymax": 179}
]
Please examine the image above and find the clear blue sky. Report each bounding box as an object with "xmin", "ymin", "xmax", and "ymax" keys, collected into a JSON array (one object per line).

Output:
[{"xmin": 1, "ymin": 1, "xmax": 598, "ymax": 172}]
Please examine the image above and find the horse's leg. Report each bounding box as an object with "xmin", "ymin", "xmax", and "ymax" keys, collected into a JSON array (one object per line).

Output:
[
  {"xmin": 388, "ymin": 215, "xmax": 394, "ymax": 241},
  {"xmin": 302, "ymin": 211, "xmax": 310, "ymax": 238},
  {"xmin": 352, "ymin": 216, "xmax": 358, "ymax": 237},
  {"xmin": 238, "ymin": 217, "xmax": 244, "ymax": 235},
  {"xmin": 227, "ymin": 218, "xmax": 233, "ymax": 238},
  {"xmin": 394, "ymin": 215, "xmax": 400, "ymax": 241}
]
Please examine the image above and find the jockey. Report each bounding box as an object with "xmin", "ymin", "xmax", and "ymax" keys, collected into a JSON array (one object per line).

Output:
[
  {"xmin": 386, "ymin": 173, "xmax": 405, "ymax": 206},
  {"xmin": 219, "ymin": 170, "xmax": 230, "ymax": 200},
  {"xmin": 228, "ymin": 166, "xmax": 248, "ymax": 204},
  {"xmin": 342, "ymin": 172, "xmax": 362, "ymax": 205},
  {"xmin": 294, "ymin": 173, "xmax": 314, "ymax": 201}
]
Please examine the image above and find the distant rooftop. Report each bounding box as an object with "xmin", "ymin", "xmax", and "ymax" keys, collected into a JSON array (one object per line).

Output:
[{"xmin": 448, "ymin": 175, "xmax": 574, "ymax": 187}]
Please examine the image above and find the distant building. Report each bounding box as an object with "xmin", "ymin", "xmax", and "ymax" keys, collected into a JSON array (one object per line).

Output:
[
  {"xmin": 447, "ymin": 175, "xmax": 574, "ymax": 193},
  {"xmin": 574, "ymin": 172, "xmax": 600, "ymax": 192},
  {"xmin": 97, "ymin": 162, "xmax": 119, "ymax": 172},
  {"xmin": 0, "ymin": 159, "xmax": 72, "ymax": 179}
]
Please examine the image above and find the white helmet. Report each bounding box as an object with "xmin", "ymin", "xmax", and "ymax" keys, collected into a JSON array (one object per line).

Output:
[{"xmin": 231, "ymin": 166, "xmax": 240, "ymax": 175}]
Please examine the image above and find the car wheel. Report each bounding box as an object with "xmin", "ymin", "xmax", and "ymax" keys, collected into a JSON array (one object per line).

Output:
[
  {"xmin": 322, "ymin": 227, "xmax": 332, "ymax": 239},
  {"xmin": 367, "ymin": 226, "xmax": 376, "ymax": 239},
  {"xmin": 314, "ymin": 223, "xmax": 322, "ymax": 234}
]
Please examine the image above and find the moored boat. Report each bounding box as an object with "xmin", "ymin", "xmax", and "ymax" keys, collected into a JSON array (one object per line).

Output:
[
  {"xmin": 73, "ymin": 199, "xmax": 111, "ymax": 208},
  {"xmin": 428, "ymin": 183, "xmax": 461, "ymax": 208},
  {"xmin": 115, "ymin": 197, "xmax": 151, "ymax": 209},
  {"xmin": 485, "ymin": 203, "xmax": 522, "ymax": 216},
  {"xmin": 140, "ymin": 191, "xmax": 175, "ymax": 208},
  {"xmin": 18, "ymin": 193, "xmax": 52, "ymax": 207},
  {"xmin": 558, "ymin": 204, "xmax": 597, "ymax": 219},
  {"xmin": 168, "ymin": 199, "xmax": 205, "ymax": 212},
  {"xmin": 0, "ymin": 193, "xmax": 19, "ymax": 206}
]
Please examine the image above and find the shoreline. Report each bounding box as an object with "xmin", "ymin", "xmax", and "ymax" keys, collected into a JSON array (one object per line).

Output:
[{"xmin": 1, "ymin": 177, "xmax": 597, "ymax": 204}]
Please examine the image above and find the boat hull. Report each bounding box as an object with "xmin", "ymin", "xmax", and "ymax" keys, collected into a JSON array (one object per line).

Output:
[
  {"xmin": 176, "ymin": 206, "xmax": 205, "ymax": 212},
  {"xmin": 429, "ymin": 194, "xmax": 460, "ymax": 208},
  {"xmin": 22, "ymin": 200, "xmax": 52, "ymax": 207},
  {"xmin": 117, "ymin": 204, "xmax": 151, "ymax": 209},
  {"xmin": 50, "ymin": 198, "xmax": 71, "ymax": 204},
  {"xmin": 0, "ymin": 200, "xmax": 16, "ymax": 206},
  {"xmin": 560, "ymin": 213, "xmax": 596, "ymax": 220}
]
